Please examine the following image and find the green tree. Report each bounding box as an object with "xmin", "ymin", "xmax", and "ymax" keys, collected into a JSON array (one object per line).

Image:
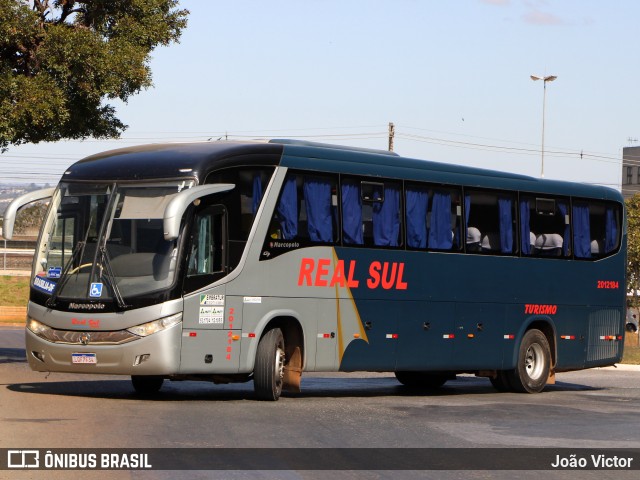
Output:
[
  {"xmin": 626, "ymin": 194, "xmax": 640, "ymax": 305},
  {"xmin": 0, "ymin": 0, "xmax": 188, "ymax": 152}
]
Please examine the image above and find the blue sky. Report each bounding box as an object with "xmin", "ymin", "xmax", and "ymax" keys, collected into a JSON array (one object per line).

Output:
[{"xmin": 2, "ymin": 0, "xmax": 638, "ymax": 188}]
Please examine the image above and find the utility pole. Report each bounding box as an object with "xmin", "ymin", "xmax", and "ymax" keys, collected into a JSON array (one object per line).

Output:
[{"xmin": 388, "ymin": 122, "xmax": 395, "ymax": 152}]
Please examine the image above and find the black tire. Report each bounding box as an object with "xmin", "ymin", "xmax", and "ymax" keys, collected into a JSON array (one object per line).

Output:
[
  {"xmin": 254, "ymin": 328, "xmax": 285, "ymax": 401},
  {"xmin": 131, "ymin": 375, "xmax": 164, "ymax": 395},
  {"xmin": 395, "ymin": 371, "xmax": 450, "ymax": 389},
  {"xmin": 507, "ymin": 329, "xmax": 551, "ymax": 393},
  {"xmin": 489, "ymin": 370, "xmax": 513, "ymax": 392}
]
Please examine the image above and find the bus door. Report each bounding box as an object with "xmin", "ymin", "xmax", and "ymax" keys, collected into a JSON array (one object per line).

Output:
[
  {"xmin": 452, "ymin": 303, "xmax": 506, "ymax": 369},
  {"xmin": 181, "ymin": 204, "xmax": 242, "ymax": 373},
  {"xmin": 396, "ymin": 301, "xmax": 455, "ymax": 370}
]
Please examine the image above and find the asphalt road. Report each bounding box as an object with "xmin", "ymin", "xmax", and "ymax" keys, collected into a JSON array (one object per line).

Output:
[{"xmin": 1, "ymin": 325, "xmax": 640, "ymax": 480}]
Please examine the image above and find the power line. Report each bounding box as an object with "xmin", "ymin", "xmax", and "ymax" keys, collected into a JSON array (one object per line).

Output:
[{"xmin": 0, "ymin": 125, "xmax": 626, "ymax": 184}]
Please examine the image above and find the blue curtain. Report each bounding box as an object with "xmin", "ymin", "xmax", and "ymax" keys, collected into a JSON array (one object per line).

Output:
[
  {"xmin": 605, "ymin": 206, "xmax": 617, "ymax": 253},
  {"xmin": 373, "ymin": 185, "xmax": 400, "ymax": 246},
  {"xmin": 304, "ymin": 178, "xmax": 333, "ymax": 242},
  {"xmin": 462, "ymin": 193, "xmax": 471, "ymax": 250},
  {"xmin": 572, "ymin": 202, "xmax": 591, "ymax": 258},
  {"xmin": 464, "ymin": 194, "xmax": 471, "ymax": 227},
  {"xmin": 277, "ymin": 177, "xmax": 298, "ymax": 240},
  {"xmin": 429, "ymin": 191, "xmax": 452, "ymax": 250},
  {"xmin": 342, "ymin": 180, "xmax": 363, "ymax": 245},
  {"xmin": 252, "ymin": 174, "xmax": 263, "ymax": 215},
  {"xmin": 557, "ymin": 201, "xmax": 570, "ymax": 256},
  {"xmin": 520, "ymin": 199, "xmax": 531, "ymax": 255},
  {"xmin": 406, "ymin": 188, "xmax": 428, "ymax": 248},
  {"xmin": 498, "ymin": 197, "xmax": 513, "ymax": 253}
]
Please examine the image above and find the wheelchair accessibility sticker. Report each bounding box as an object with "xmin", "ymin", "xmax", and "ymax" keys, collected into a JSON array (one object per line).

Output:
[{"xmin": 90, "ymin": 283, "xmax": 103, "ymax": 298}]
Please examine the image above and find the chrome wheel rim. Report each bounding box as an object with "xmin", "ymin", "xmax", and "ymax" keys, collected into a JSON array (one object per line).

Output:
[
  {"xmin": 525, "ymin": 343, "xmax": 545, "ymax": 380},
  {"xmin": 274, "ymin": 346, "xmax": 285, "ymax": 390}
]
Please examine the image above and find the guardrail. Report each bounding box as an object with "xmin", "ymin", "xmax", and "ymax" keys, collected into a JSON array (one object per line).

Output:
[{"xmin": 1, "ymin": 239, "xmax": 34, "ymax": 271}]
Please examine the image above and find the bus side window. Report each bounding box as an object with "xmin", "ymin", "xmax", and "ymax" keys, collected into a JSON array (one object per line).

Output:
[
  {"xmin": 465, "ymin": 191, "xmax": 515, "ymax": 255},
  {"xmin": 573, "ymin": 200, "xmax": 621, "ymax": 259},
  {"xmin": 188, "ymin": 206, "xmax": 226, "ymax": 276},
  {"xmin": 362, "ymin": 181, "xmax": 402, "ymax": 248},
  {"xmin": 521, "ymin": 196, "xmax": 570, "ymax": 257},
  {"xmin": 206, "ymin": 166, "xmax": 275, "ymax": 270},
  {"xmin": 341, "ymin": 178, "xmax": 403, "ymax": 248},
  {"xmin": 270, "ymin": 172, "xmax": 339, "ymax": 244},
  {"xmin": 405, "ymin": 183, "xmax": 461, "ymax": 252}
]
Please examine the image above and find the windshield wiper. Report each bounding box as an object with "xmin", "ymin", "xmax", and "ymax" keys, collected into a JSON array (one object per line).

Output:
[{"xmin": 97, "ymin": 246, "xmax": 128, "ymax": 310}]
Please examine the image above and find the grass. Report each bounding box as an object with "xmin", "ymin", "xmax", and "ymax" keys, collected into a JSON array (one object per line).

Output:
[
  {"xmin": 0, "ymin": 275, "xmax": 30, "ymax": 307},
  {"xmin": 623, "ymin": 346, "xmax": 640, "ymax": 364}
]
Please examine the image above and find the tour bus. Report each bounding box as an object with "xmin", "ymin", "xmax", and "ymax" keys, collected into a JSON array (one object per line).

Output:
[{"xmin": 4, "ymin": 140, "xmax": 626, "ymax": 400}]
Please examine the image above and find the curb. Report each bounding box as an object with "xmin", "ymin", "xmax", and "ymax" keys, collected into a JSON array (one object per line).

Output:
[{"xmin": 597, "ymin": 364, "xmax": 640, "ymax": 371}]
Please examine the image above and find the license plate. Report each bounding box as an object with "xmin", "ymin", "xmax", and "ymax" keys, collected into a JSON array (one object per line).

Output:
[{"xmin": 72, "ymin": 353, "xmax": 97, "ymax": 364}]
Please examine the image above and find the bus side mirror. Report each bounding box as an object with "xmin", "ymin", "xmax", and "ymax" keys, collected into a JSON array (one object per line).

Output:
[
  {"xmin": 163, "ymin": 184, "xmax": 234, "ymax": 241},
  {"xmin": 2, "ymin": 187, "xmax": 56, "ymax": 240}
]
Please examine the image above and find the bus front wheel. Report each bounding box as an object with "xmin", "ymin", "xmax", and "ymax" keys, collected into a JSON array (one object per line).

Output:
[
  {"xmin": 254, "ymin": 328, "xmax": 285, "ymax": 401},
  {"xmin": 507, "ymin": 329, "xmax": 550, "ymax": 393},
  {"xmin": 131, "ymin": 375, "xmax": 164, "ymax": 395}
]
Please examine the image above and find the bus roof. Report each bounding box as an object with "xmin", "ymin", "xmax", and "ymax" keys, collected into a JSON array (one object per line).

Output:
[
  {"xmin": 62, "ymin": 140, "xmax": 622, "ymax": 202},
  {"xmin": 63, "ymin": 141, "xmax": 284, "ymax": 183},
  {"xmin": 277, "ymin": 141, "xmax": 622, "ymax": 202}
]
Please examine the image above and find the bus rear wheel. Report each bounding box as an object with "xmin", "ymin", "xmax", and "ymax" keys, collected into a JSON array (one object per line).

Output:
[
  {"xmin": 254, "ymin": 328, "xmax": 285, "ymax": 401},
  {"xmin": 131, "ymin": 375, "xmax": 164, "ymax": 395},
  {"xmin": 507, "ymin": 329, "xmax": 550, "ymax": 393},
  {"xmin": 395, "ymin": 371, "xmax": 450, "ymax": 389}
]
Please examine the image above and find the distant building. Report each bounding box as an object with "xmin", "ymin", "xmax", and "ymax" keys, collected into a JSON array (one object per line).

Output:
[{"xmin": 622, "ymin": 146, "xmax": 640, "ymax": 199}]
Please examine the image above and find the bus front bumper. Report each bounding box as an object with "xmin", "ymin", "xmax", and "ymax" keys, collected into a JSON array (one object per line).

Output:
[{"xmin": 25, "ymin": 323, "xmax": 183, "ymax": 376}]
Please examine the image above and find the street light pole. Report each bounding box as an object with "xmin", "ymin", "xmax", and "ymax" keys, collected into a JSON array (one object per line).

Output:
[{"xmin": 530, "ymin": 74, "xmax": 557, "ymax": 178}]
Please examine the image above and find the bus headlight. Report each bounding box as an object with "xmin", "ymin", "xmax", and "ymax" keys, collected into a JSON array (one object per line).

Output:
[
  {"xmin": 27, "ymin": 317, "xmax": 51, "ymax": 336},
  {"xmin": 126, "ymin": 313, "xmax": 182, "ymax": 337}
]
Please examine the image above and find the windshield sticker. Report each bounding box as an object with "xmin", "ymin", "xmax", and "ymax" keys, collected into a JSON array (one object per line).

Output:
[
  {"xmin": 200, "ymin": 294, "xmax": 224, "ymax": 306},
  {"xmin": 199, "ymin": 306, "xmax": 224, "ymax": 324},
  {"xmin": 33, "ymin": 276, "xmax": 56, "ymax": 294},
  {"xmin": 89, "ymin": 283, "xmax": 103, "ymax": 298},
  {"xmin": 47, "ymin": 267, "xmax": 62, "ymax": 279}
]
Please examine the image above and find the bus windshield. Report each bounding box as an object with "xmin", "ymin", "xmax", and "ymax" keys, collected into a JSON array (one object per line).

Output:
[{"xmin": 34, "ymin": 180, "xmax": 195, "ymax": 303}]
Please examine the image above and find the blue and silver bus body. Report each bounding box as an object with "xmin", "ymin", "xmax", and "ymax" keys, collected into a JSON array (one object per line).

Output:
[{"xmin": 13, "ymin": 140, "xmax": 625, "ymax": 397}]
